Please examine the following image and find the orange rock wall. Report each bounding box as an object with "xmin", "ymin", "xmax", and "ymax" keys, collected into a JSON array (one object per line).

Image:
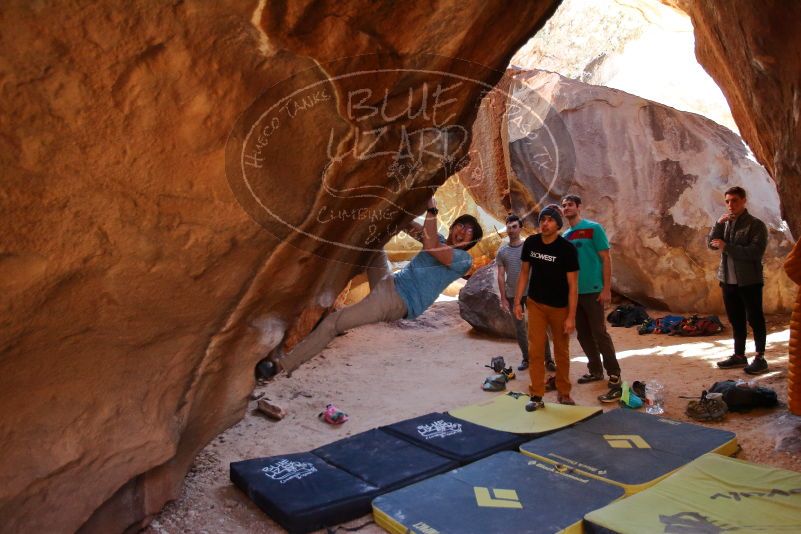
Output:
[
  {"xmin": 672, "ymin": 1, "xmax": 801, "ymax": 239},
  {"xmin": 785, "ymin": 241, "xmax": 801, "ymax": 415},
  {"xmin": 0, "ymin": 1, "xmax": 560, "ymax": 532}
]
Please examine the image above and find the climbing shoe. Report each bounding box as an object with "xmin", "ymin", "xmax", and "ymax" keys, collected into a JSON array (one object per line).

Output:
[
  {"xmin": 501, "ymin": 366, "xmax": 516, "ymax": 381},
  {"xmin": 525, "ymin": 396, "xmax": 545, "ymax": 412},
  {"xmin": 557, "ymin": 394, "xmax": 576, "ymax": 405},
  {"xmin": 544, "ymin": 375, "xmax": 556, "ymax": 392},
  {"xmin": 482, "ymin": 374, "xmax": 508, "ymax": 392},
  {"xmin": 607, "ymin": 375, "xmax": 622, "ymax": 388},
  {"xmin": 486, "ymin": 356, "xmax": 506, "ymax": 373},
  {"xmin": 578, "ymin": 373, "xmax": 603, "ymax": 384},
  {"xmin": 686, "ymin": 392, "xmax": 728, "ymax": 422}
]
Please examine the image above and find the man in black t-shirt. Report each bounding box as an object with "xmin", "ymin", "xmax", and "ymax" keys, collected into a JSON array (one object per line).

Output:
[{"xmin": 514, "ymin": 204, "xmax": 579, "ymax": 411}]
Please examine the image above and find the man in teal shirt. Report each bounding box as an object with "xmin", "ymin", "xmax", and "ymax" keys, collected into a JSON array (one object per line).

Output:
[{"xmin": 561, "ymin": 195, "xmax": 622, "ymax": 396}]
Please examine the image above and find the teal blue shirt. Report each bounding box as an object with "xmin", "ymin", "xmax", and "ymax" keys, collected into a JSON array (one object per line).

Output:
[
  {"xmin": 562, "ymin": 219, "xmax": 610, "ymax": 295},
  {"xmin": 394, "ymin": 235, "xmax": 472, "ymax": 319}
]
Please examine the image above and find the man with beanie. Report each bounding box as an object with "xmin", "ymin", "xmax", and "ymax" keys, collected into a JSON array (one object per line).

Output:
[
  {"xmin": 708, "ymin": 186, "xmax": 769, "ymax": 374},
  {"xmin": 496, "ymin": 213, "xmax": 555, "ymax": 372},
  {"xmin": 561, "ymin": 195, "xmax": 623, "ymax": 398},
  {"xmin": 515, "ymin": 204, "xmax": 579, "ymax": 411}
]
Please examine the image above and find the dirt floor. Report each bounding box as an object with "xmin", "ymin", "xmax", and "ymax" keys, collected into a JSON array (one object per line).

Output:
[{"xmin": 145, "ymin": 301, "xmax": 799, "ymax": 534}]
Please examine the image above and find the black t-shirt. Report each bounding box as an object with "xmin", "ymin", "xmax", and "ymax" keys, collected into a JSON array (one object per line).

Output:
[{"xmin": 520, "ymin": 234, "xmax": 579, "ymax": 308}]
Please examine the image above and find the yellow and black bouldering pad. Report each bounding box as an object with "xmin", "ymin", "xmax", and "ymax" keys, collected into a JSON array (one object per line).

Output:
[
  {"xmin": 373, "ymin": 450, "xmax": 625, "ymax": 534},
  {"xmin": 449, "ymin": 391, "xmax": 601, "ymax": 435},
  {"xmin": 519, "ymin": 408, "xmax": 738, "ymax": 494},
  {"xmin": 584, "ymin": 453, "xmax": 801, "ymax": 533}
]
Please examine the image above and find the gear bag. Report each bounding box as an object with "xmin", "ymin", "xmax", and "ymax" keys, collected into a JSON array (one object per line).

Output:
[{"xmin": 709, "ymin": 380, "xmax": 778, "ymax": 412}]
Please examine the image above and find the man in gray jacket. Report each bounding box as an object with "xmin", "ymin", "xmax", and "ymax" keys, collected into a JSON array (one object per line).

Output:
[{"xmin": 708, "ymin": 186, "xmax": 769, "ymax": 374}]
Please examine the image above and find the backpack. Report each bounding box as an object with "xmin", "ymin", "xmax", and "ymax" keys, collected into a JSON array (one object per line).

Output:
[
  {"xmin": 674, "ymin": 315, "xmax": 725, "ymax": 336},
  {"xmin": 709, "ymin": 380, "xmax": 778, "ymax": 412},
  {"xmin": 607, "ymin": 305, "xmax": 650, "ymax": 328},
  {"xmin": 638, "ymin": 318, "xmax": 656, "ymax": 335},
  {"xmin": 654, "ymin": 315, "xmax": 684, "ymax": 334}
]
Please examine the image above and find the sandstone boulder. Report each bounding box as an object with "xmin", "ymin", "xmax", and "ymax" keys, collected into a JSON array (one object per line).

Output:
[
  {"xmin": 458, "ymin": 262, "xmax": 516, "ymax": 338},
  {"xmin": 457, "ymin": 69, "xmax": 795, "ymax": 313},
  {"xmin": 0, "ymin": 1, "xmax": 561, "ymax": 532},
  {"xmin": 512, "ymin": 0, "xmax": 739, "ymax": 134}
]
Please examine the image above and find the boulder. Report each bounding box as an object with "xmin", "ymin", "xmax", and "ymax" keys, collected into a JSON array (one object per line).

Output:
[
  {"xmin": 512, "ymin": 0, "xmax": 739, "ymax": 134},
  {"xmin": 458, "ymin": 262, "xmax": 516, "ymax": 338},
  {"xmin": 457, "ymin": 69, "xmax": 795, "ymax": 313},
  {"xmin": 0, "ymin": 1, "xmax": 561, "ymax": 532}
]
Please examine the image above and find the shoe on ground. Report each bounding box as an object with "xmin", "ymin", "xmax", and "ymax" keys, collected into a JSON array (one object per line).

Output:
[
  {"xmin": 631, "ymin": 380, "xmax": 647, "ymax": 399},
  {"xmin": 502, "ymin": 366, "xmax": 516, "ymax": 380},
  {"xmin": 255, "ymin": 358, "xmax": 279, "ymax": 380},
  {"xmin": 607, "ymin": 375, "xmax": 622, "ymax": 388},
  {"xmin": 525, "ymin": 396, "xmax": 545, "ymax": 412},
  {"xmin": 598, "ymin": 387, "xmax": 623, "ymax": 403},
  {"xmin": 482, "ymin": 374, "xmax": 507, "ymax": 392},
  {"xmin": 717, "ymin": 354, "xmax": 747, "ymax": 369},
  {"xmin": 557, "ymin": 394, "xmax": 576, "ymax": 405},
  {"xmin": 545, "ymin": 360, "xmax": 556, "ymax": 373},
  {"xmin": 744, "ymin": 357, "xmax": 769, "ymax": 375},
  {"xmin": 544, "ymin": 375, "xmax": 556, "ymax": 392},
  {"xmin": 578, "ymin": 373, "xmax": 604, "ymax": 384},
  {"xmin": 686, "ymin": 393, "xmax": 728, "ymax": 422},
  {"xmin": 517, "ymin": 360, "xmax": 529, "ymax": 371}
]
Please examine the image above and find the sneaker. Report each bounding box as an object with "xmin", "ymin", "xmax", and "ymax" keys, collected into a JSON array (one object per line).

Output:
[
  {"xmin": 598, "ymin": 387, "xmax": 623, "ymax": 403},
  {"xmin": 607, "ymin": 375, "xmax": 622, "ymax": 388},
  {"xmin": 545, "ymin": 360, "xmax": 557, "ymax": 373},
  {"xmin": 544, "ymin": 375, "xmax": 556, "ymax": 392},
  {"xmin": 517, "ymin": 360, "xmax": 529, "ymax": 371},
  {"xmin": 502, "ymin": 366, "xmax": 516, "ymax": 381},
  {"xmin": 686, "ymin": 392, "xmax": 727, "ymax": 422},
  {"xmin": 577, "ymin": 373, "xmax": 604, "ymax": 384},
  {"xmin": 557, "ymin": 394, "xmax": 576, "ymax": 405},
  {"xmin": 744, "ymin": 357, "xmax": 769, "ymax": 375},
  {"xmin": 717, "ymin": 354, "xmax": 747, "ymax": 369},
  {"xmin": 631, "ymin": 380, "xmax": 646, "ymax": 400},
  {"xmin": 525, "ymin": 396, "xmax": 545, "ymax": 412}
]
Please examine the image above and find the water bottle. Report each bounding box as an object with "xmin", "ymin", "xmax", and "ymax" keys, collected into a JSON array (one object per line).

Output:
[{"xmin": 645, "ymin": 381, "xmax": 664, "ymax": 415}]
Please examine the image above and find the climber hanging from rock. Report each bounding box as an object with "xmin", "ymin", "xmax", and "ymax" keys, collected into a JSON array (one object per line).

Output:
[{"xmin": 258, "ymin": 196, "xmax": 483, "ymax": 378}]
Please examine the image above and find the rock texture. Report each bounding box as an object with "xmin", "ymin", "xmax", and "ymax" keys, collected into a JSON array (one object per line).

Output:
[
  {"xmin": 512, "ymin": 0, "xmax": 739, "ymax": 134},
  {"xmin": 457, "ymin": 69, "xmax": 795, "ymax": 313},
  {"xmin": 0, "ymin": 1, "xmax": 560, "ymax": 532},
  {"xmin": 669, "ymin": 1, "xmax": 801, "ymax": 240},
  {"xmin": 786, "ymin": 241, "xmax": 801, "ymax": 416},
  {"xmin": 457, "ymin": 262, "xmax": 516, "ymax": 338}
]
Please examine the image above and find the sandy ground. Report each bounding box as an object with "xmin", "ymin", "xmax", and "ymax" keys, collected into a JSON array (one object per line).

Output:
[{"xmin": 145, "ymin": 301, "xmax": 799, "ymax": 534}]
